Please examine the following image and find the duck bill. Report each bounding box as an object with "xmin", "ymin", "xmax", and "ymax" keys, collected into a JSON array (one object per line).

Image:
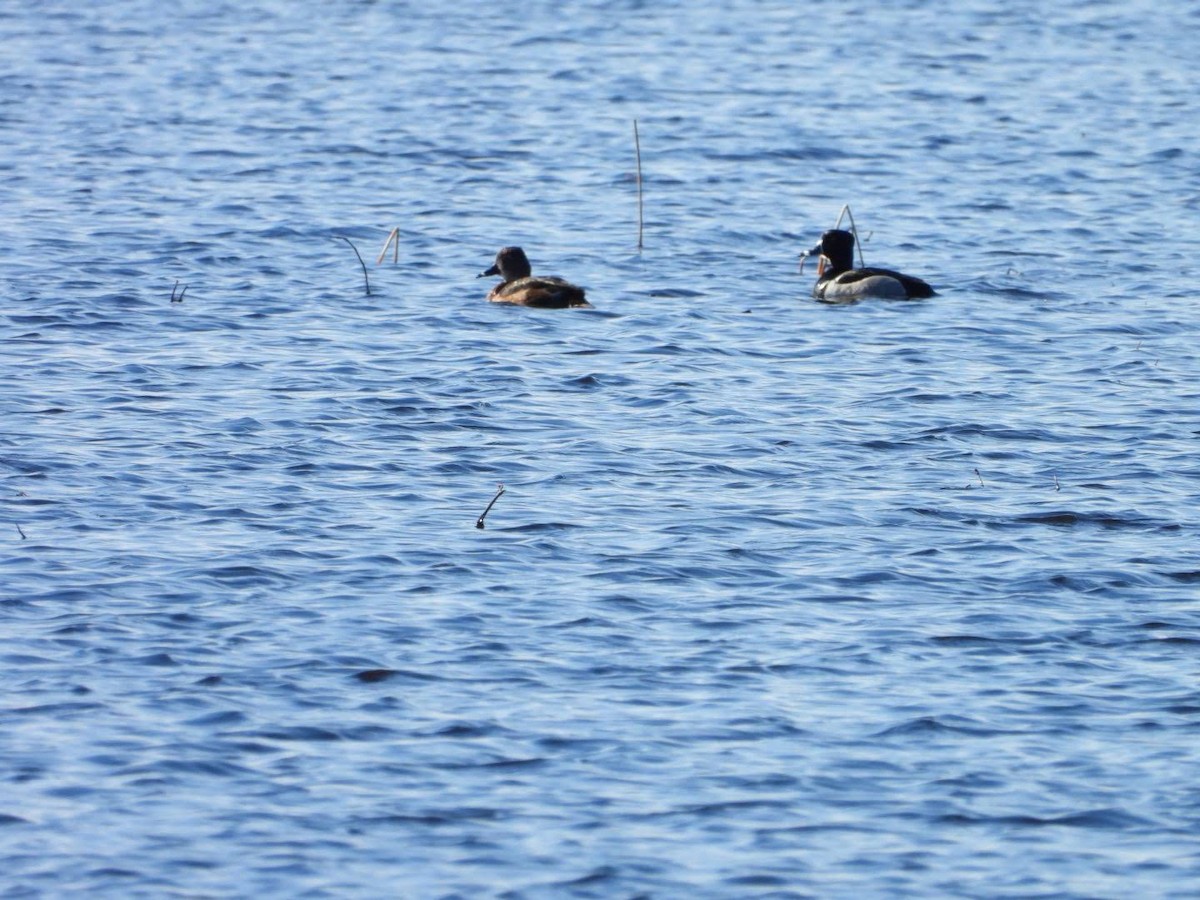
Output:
[{"xmin": 477, "ymin": 264, "xmax": 499, "ymax": 279}]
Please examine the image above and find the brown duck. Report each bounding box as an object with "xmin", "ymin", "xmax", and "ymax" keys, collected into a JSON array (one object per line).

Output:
[{"xmin": 478, "ymin": 246, "xmax": 590, "ymax": 308}]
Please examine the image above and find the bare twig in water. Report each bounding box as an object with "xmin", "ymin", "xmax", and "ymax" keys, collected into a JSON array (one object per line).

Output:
[
  {"xmin": 338, "ymin": 237, "xmax": 371, "ymax": 296},
  {"xmin": 1053, "ymin": 473, "xmax": 1061, "ymax": 492},
  {"xmin": 475, "ymin": 483, "xmax": 505, "ymax": 529},
  {"xmin": 974, "ymin": 468, "xmax": 985, "ymax": 487},
  {"xmin": 376, "ymin": 227, "xmax": 400, "ymax": 265},
  {"xmin": 170, "ymin": 280, "xmax": 188, "ymax": 303},
  {"xmin": 634, "ymin": 119, "xmax": 644, "ymax": 251},
  {"xmin": 15, "ymin": 523, "xmax": 26, "ymax": 540}
]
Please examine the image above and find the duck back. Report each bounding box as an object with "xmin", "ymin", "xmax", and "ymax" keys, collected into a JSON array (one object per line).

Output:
[
  {"xmin": 490, "ymin": 276, "xmax": 590, "ymax": 308},
  {"xmin": 816, "ymin": 267, "xmax": 935, "ymax": 301}
]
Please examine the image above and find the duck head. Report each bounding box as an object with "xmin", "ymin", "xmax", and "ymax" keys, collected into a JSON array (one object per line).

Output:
[
  {"xmin": 801, "ymin": 229, "xmax": 857, "ymax": 278},
  {"xmin": 478, "ymin": 246, "xmax": 532, "ymax": 282}
]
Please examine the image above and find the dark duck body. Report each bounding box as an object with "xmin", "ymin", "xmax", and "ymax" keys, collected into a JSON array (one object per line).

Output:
[
  {"xmin": 478, "ymin": 246, "xmax": 590, "ymax": 308},
  {"xmin": 803, "ymin": 229, "xmax": 935, "ymax": 302}
]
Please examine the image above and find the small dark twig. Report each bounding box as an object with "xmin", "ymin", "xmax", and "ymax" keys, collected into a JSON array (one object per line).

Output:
[
  {"xmin": 339, "ymin": 237, "xmax": 371, "ymax": 296},
  {"xmin": 170, "ymin": 280, "xmax": 188, "ymax": 303},
  {"xmin": 15, "ymin": 523, "xmax": 26, "ymax": 540},
  {"xmin": 475, "ymin": 484, "xmax": 505, "ymax": 529},
  {"xmin": 974, "ymin": 468, "xmax": 985, "ymax": 487}
]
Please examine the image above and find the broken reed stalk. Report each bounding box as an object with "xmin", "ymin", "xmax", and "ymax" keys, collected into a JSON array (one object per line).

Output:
[
  {"xmin": 1053, "ymin": 473, "xmax": 1061, "ymax": 492},
  {"xmin": 170, "ymin": 280, "xmax": 188, "ymax": 303},
  {"xmin": 375, "ymin": 227, "xmax": 400, "ymax": 265},
  {"xmin": 634, "ymin": 119, "xmax": 644, "ymax": 251},
  {"xmin": 834, "ymin": 203, "xmax": 866, "ymax": 268},
  {"xmin": 475, "ymin": 484, "xmax": 505, "ymax": 529},
  {"xmin": 15, "ymin": 523, "xmax": 26, "ymax": 540},
  {"xmin": 339, "ymin": 237, "xmax": 371, "ymax": 296},
  {"xmin": 974, "ymin": 468, "xmax": 985, "ymax": 488}
]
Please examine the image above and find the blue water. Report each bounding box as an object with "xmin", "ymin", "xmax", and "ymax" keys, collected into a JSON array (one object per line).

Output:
[{"xmin": 3, "ymin": 1, "xmax": 1200, "ymax": 896}]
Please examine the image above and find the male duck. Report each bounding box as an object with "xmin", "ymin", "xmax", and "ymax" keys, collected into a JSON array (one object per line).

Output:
[
  {"xmin": 478, "ymin": 246, "xmax": 590, "ymax": 308},
  {"xmin": 803, "ymin": 229, "xmax": 935, "ymax": 301}
]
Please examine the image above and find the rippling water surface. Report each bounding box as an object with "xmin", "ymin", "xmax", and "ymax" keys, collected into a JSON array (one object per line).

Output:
[{"xmin": 4, "ymin": 1, "xmax": 1200, "ymax": 896}]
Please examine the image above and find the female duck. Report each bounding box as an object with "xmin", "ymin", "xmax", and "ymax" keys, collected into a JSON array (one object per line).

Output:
[
  {"xmin": 478, "ymin": 246, "xmax": 590, "ymax": 308},
  {"xmin": 803, "ymin": 229, "xmax": 935, "ymax": 301}
]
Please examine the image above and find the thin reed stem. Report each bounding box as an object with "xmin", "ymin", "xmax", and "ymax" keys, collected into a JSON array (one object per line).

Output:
[
  {"xmin": 835, "ymin": 204, "xmax": 865, "ymax": 268},
  {"xmin": 339, "ymin": 237, "xmax": 371, "ymax": 296},
  {"xmin": 634, "ymin": 119, "xmax": 644, "ymax": 251},
  {"xmin": 376, "ymin": 227, "xmax": 400, "ymax": 265},
  {"xmin": 475, "ymin": 484, "xmax": 506, "ymax": 529}
]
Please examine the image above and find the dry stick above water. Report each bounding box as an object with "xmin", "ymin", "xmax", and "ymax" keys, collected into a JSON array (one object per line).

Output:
[
  {"xmin": 339, "ymin": 237, "xmax": 371, "ymax": 296},
  {"xmin": 634, "ymin": 119, "xmax": 644, "ymax": 251},
  {"xmin": 833, "ymin": 203, "xmax": 867, "ymax": 269},
  {"xmin": 376, "ymin": 227, "xmax": 400, "ymax": 265},
  {"xmin": 475, "ymin": 484, "xmax": 506, "ymax": 530},
  {"xmin": 170, "ymin": 280, "xmax": 188, "ymax": 303}
]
